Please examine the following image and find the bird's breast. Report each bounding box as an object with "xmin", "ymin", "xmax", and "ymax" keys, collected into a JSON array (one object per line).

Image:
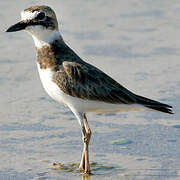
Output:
[{"xmin": 37, "ymin": 63, "xmax": 65, "ymax": 104}]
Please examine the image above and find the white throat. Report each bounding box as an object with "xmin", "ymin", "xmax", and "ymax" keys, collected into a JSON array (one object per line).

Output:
[{"xmin": 31, "ymin": 30, "xmax": 61, "ymax": 48}]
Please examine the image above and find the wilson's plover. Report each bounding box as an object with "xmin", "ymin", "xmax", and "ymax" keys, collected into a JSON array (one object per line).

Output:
[{"xmin": 6, "ymin": 5, "xmax": 173, "ymax": 174}]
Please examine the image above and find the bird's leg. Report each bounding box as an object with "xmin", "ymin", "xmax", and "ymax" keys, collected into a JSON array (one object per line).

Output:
[{"xmin": 79, "ymin": 114, "xmax": 91, "ymax": 174}]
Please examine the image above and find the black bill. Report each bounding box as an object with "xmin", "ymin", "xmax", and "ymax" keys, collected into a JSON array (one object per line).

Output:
[{"xmin": 6, "ymin": 21, "xmax": 28, "ymax": 32}]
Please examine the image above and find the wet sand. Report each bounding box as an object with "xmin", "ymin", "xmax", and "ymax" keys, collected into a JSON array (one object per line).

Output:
[{"xmin": 1, "ymin": 0, "xmax": 180, "ymax": 179}]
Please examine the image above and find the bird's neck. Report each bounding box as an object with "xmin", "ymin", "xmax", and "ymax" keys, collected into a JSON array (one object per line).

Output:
[
  {"xmin": 35, "ymin": 31, "xmax": 67, "ymax": 70},
  {"xmin": 35, "ymin": 30, "xmax": 81, "ymax": 70},
  {"xmin": 32, "ymin": 30, "xmax": 63, "ymax": 48}
]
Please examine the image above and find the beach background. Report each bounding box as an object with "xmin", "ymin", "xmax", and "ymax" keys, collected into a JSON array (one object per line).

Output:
[{"xmin": 0, "ymin": 0, "xmax": 180, "ymax": 179}]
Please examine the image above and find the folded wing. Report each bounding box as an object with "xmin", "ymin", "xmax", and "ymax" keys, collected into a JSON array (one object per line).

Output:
[
  {"xmin": 53, "ymin": 61, "xmax": 173, "ymax": 114},
  {"xmin": 53, "ymin": 61, "xmax": 137, "ymax": 104}
]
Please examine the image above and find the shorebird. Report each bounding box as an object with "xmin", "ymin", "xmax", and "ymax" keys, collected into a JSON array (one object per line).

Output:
[{"xmin": 6, "ymin": 5, "xmax": 173, "ymax": 174}]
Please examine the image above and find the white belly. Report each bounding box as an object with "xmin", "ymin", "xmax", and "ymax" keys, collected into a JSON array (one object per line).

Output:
[{"xmin": 37, "ymin": 63, "xmax": 143, "ymax": 113}]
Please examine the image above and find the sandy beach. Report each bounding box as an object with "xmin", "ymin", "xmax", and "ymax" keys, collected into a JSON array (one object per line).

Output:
[{"xmin": 0, "ymin": 0, "xmax": 180, "ymax": 179}]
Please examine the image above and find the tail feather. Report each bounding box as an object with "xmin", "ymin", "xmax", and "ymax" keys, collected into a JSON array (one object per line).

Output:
[{"xmin": 134, "ymin": 94, "xmax": 173, "ymax": 114}]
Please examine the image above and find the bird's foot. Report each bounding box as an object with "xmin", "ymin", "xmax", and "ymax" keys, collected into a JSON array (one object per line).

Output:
[{"xmin": 79, "ymin": 166, "xmax": 91, "ymax": 174}]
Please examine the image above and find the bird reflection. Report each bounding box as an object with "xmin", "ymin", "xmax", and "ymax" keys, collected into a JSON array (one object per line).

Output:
[{"xmin": 82, "ymin": 174, "xmax": 91, "ymax": 180}]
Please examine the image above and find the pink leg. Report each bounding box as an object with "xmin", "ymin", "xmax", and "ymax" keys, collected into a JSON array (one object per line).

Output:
[{"xmin": 79, "ymin": 114, "xmax": 91, "ymax": 174}]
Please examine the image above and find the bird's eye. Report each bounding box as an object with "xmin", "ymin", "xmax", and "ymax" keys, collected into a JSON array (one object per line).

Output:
[{"xmin": 36, "ymin": 12, "xmax": 46, "ymax": 20}]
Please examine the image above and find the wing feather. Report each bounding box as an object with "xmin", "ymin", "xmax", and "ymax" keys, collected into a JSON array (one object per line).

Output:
[{"xmin": 53, "ymin": 61, "xmax": 137, "ymax": 104}]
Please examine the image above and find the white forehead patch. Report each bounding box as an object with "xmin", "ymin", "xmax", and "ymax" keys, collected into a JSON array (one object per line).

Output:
[{"xmin": 21, "ymin": 10, "xmax": 39, "ymax": 21}]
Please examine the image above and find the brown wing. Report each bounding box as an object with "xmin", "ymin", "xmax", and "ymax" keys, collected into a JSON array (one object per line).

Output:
[{"xmin": 53, "ymin": 61, "xmax": 137, "ymax": 104}]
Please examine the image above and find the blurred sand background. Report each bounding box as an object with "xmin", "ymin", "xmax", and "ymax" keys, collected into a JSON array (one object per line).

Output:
[{"xmin": 0, "ymin": 0, "xmax": 180, "ymax": 179}]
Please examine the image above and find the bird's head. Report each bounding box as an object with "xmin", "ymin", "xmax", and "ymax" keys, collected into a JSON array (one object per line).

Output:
[{"xmin": 6, "ymin": 5, "xmax": 60, "ymax": 47}]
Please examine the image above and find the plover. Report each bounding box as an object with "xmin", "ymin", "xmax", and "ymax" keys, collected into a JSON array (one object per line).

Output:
[{"xmin": 6, "ymin": 5, "xmax": 173, "ymax": 174}]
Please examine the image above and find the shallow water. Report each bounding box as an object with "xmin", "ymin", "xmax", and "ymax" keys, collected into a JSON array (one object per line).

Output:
[{"xmin": 1, "ymin": 0, "xmax": 180, "ymax": 179}]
